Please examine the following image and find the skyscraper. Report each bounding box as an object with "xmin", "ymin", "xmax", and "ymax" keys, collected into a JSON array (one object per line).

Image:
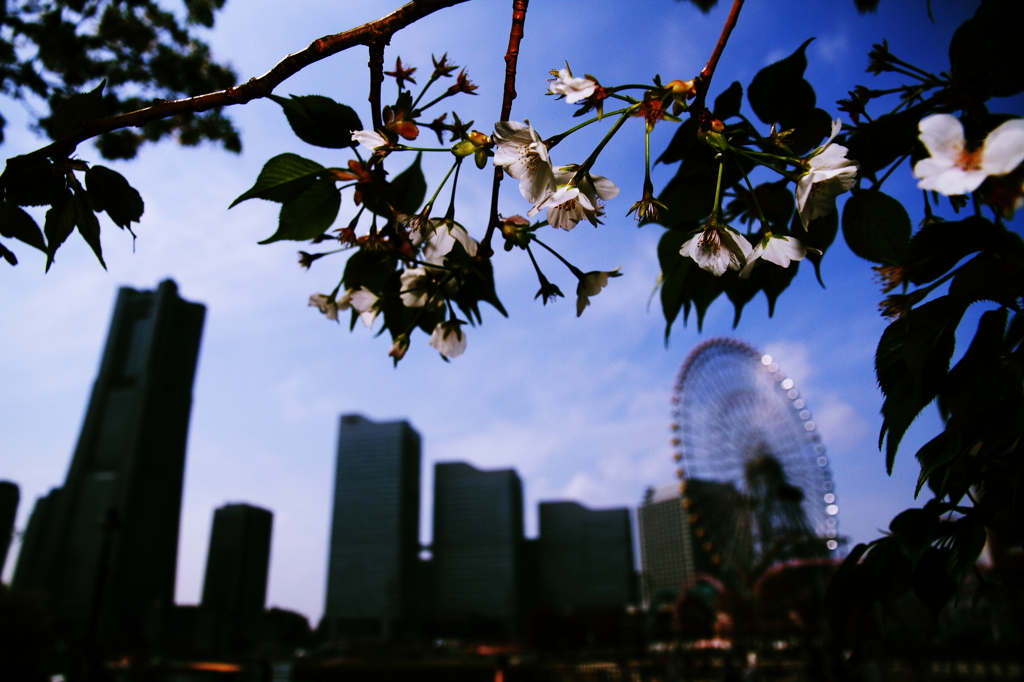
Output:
[
  {"xmin": 637, "ymin": 483, "xmax": 694, "ymax": 606},
  {"xmin": 200, "ymin": 503, "xmax": 273, "ymax": 651},
  {"xmin": 13, "ymin": 280, "xmax": 205, "ymax": 648},
  {"xmin": 0, "ymin": 481, "xmax": 19, "ymax": 575},
  {"xmin": 432, "ymin": 462, "xmax": 523, "ymax": 637},
  {"xmin": 538, "ymin": 501, "xmax": 635, "ymax": 611},
  {"xmin": 324, "ymin": 414, "xmax": 421, "ymax": 638}
]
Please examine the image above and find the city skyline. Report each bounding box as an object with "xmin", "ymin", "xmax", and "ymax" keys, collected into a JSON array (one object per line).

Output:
[{"xmin": 3, "ymin": 0, "xmax": 1013, "ymax": 626}]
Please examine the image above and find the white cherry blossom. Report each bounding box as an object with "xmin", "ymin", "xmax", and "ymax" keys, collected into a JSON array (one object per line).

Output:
[
  {"xmin": 430, "ymin": 321, "xmax": 466, "ymax": 358},
  {"xmin": 351, "ymin": 130, "xmax": 388, "ymax": 151},
  {"xmin": 913, "ymin": 114, "xmax": 1024, "ymax": 196},
  {"xmin": 492, "ymin": 120, "xmax": 556, "ymax": 204},
  {"xmin": 308, "ymin": 293, "xmax": 340, "ymax": 321},
  {"xmin": 548, "ymin": 65, "xmax": 597, "ymax": 104},
  {"xmin": 575, "ymin": 266, "xmax": 621, "ymax": 317},
  {"xmin": 679, "ymin": 225, "xmax": 752, "ymax": 276},
  {"xmin": 347, "ymin": 287, "xmax": 379, "ymax": 327},
  {"xmin": 419, "ymin": 219, "xmax": 478, "ymax": 264},
  {"xmin": 399, "ymin": 268, "xmax": 434, "ymax": 308},
  {"xmin": 530, "ymin": 168, "xmax": 619, "ymax": 230},
  {"xmin": 739, "ymin": 234, "xmax": 815, "ymax": 279},
  {"xmin": 795, "ymin": 118, "xmax": 858, "ymax": 229}
]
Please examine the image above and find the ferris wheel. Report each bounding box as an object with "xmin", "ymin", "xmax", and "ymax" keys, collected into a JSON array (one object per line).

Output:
[{"xmin": 670, "ymin": 338, "xmax": 840, "ymax": 584}]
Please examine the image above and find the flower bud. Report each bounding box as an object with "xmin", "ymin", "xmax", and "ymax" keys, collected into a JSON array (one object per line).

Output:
[
  {"xmin": 451, "ymin": 139, "xmax": 478, "ymax": 157},
  {"xmin": 666, "ymin": 79, "xmax": 695, "ymax": 98},
  {"xmin": 468, "ymin": 131, "xmax": 490, "ymax": 147}
]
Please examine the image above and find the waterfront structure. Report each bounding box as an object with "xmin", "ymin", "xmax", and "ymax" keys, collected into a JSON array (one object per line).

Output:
[
  {"xmin": 432, "ymin": 462, "xmax": 523, "ymax": 636},
  {"xmin": 0, "ymin": 481, "xmax": 18, "ymax": 575},
  {"xmin": 538, "ymin": 501, "xmax": 635, "ymax": 611},
  {"xmin": 200, "ymin": 503, "xmax": 273, "ymax": 651},
  {"xmin": 11, "ymin": 280, "xmax": 205, "ymax": 647},
  {"xmin": 324, "ymin": 414, "xmax": 421, "ymax": 638}
]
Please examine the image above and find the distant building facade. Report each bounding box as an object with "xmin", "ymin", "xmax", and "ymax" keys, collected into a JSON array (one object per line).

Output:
[
  {"xmin": 199, "ymin": 503, "xmax": 273, "ymax": 651},
  {"xmin": 538, "ymin": 501, "xmax": 635, "ymax": 611},
  {"xmin": 0, "ymin": 481, "xmax": 18, "ymax": 575},
  {"xmin": 432, "ymin": 462, "xmax": 523, "ymax": 636},
  {"xmin": 637, "ymin": 483, "xmax": 694, "ymax": 606},
  {"xmin": 324, "ymin": 414, "xmax": 421, "ymax": 638},
  {"xmin": 12, "ymin": 280, "xmax": 205, "ymax": 647}
]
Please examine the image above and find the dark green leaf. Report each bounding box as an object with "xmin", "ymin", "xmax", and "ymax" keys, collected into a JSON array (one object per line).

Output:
[
  {"xmin": 747, "ymin": 39, "xmax": 816, "ymax": 127},
  {"xmin": 912, "ymin": 547, "xmax": 956, "ymax": 616},
  {"xmin": 73, "ymin": 186, "xmax": 104, "ymax": 268},
  {"xmin": 85, "ymin": 165, "xmax": 144, "ymax": 229},
  {"xmin": 344, "ymin": 248, "xmax": 398, "ymax": 295},
  {"xmin": 713, "ymin": 81, "xmax": 743, "ymax": 120},
  {"xmin": 949, "ymin": 0, "xmax": 1024, "ymax": 98},
  {"xmin": 675, "ymin": 0, "xmax": 717, "ymax": 11},
  {"xmin": 387, "ymin": 153, "xmax": 426, "ymax": 217},
  {"xmin": 844, "ymin": 110, "xmax": 919, "ymax": 177},
  {"xmin": 947, "ymin": 516, "xmax": 987, "ymax": 586},
  {"xmin": 907, "ymin": 216, "xmax": 1002, "ymax": 285},
  {"xmin": 842, "ymin": 190, "xmax": 911, "ymax": 264},
  {"xmin": 259, "ymin": 179, "xmax": 340, "ymax": 244},
  {"xmin": 795, "ymin": 209, "xmax": 838, "ymax": 286},
  {"xmin": 658, "ymin": 227, "xmax": 693, "ymax": 340},
  {"xmin": 854, "ymin": 0, "xmax": 881, "ymax": 12},
  {"xmin": 230, "ymin": 154, "xmax": 324, "ymax": 207},
  {"xmin": 269, "ymin": 94, "xmax": 363, "ymax": 149},
  {"xmin": 43, "ymin": 189, "xmax": 75, "ymax": 272},
  {"xmin": 50, "ymin": 80, "xmax": 106, "ymax": 141},
  {"xmin": 656, "ymin": 118, "xmax": 699, "ymax": 166},
  {"xmin": 0, "ymin": 241, "xmax": 16, "ymax": 266},
  {"xmin": 2, "ymin": 157, "xmax": 66, "ymax": 207},
  {"xmin": 781, "ymin": 107, "xmax": 834, "ymax": 157},
  {"xmin": 0, "ymin": 202, "xmax": 45, "ymax": 251},
  {"xmin": 949, "ymin": 250, "xmax": 1024, "ymax": 306}
]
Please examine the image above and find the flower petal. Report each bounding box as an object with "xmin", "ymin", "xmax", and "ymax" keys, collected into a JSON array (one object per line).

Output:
[{"xmin": 981, "ymin": 118, "xmax": 1024, "ymax": 177}]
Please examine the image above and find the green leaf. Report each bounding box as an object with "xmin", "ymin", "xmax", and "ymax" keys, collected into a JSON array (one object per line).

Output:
[
  {"xmin": 795, "ymin": 209, "xmax": 838, "ymax": 286},
  {"xmin": 50, "ymin": 80, "xmax": 107, "ymax": 141},
  {"xmin": 658, "ymin": 227, "xmax": 693, "ymax": 340},
  {"xmin": 782, "ymin": 107, "xmax": 834, "ymax": 157},
  {"xmin": 269, "ymin": 94, "xmax": 363, "ymax": 149},
  {"xmin": 85, "ymin": 166, "xmax": 144, "ymax": 229},
  {"xmin": 912, "ymin": 547, "xmax": 957, "ymax": 617},
  {"xmin": 2, "ymin": 157, "xmax": 66, "ymax": 207},
  {"xmin": 842, "ymin": 190, "xmax": 911, "ymax": 264},
  {"xmin": 73, "ymin": 186, "xmax": 105, "ymax": 269},
  {"xmin": 0, "ymin": 241, "xmax": 16, "ymax": 266},
  {"xmin": 0, "ymin": 202, "xmax": 45, "ymax": 251},
  {"xmin": 344, "ymin": 248, "xmax": 398, "ymax": 295},
  {"xmin": 656, "ymin": 118, "xmax": 699, "ymax": 166},
  {"xmin": 43, "ymin": 189, "xmax": 76, "ymax": 272},
  {"xmin": 230, "ymin": 153, "xmax": 324, "ymax": 208},
  {"xmin": 948, "ymin": 0, "xmax": 1024, "ymax": 98},
  {"xmin": 712, "ymin": 81, "xmax": 743, "ymax": 120},
  {"xmin": 747, "ymin": 39, "xmax": 816, "ymax": 127},
  {"xmin": 907, "ymin": 216, "xmax": 1001, "ymax": 285},
  {"xmin": 843, "ymin": 110, "xmax": 919, "ymax": 177},
  {"xmin": 260, "ymin": 179, "xmax": 340, "ymax": 244},
  {"xmin": 388, "ymin": 153, "xmax": 427, "ymax": 217}
]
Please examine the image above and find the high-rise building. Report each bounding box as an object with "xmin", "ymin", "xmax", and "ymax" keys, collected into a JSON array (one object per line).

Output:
[
  {"xmin": 199, "ymin": 503, "xmax": 273, "ymax": 651},
  {"xmin": 0, "ymin": 481, "xmax": 19, "ymax": 575},
  {"xmin": 637, "ymin": 480, "xmax": 741, "ymax": 605},
  {"xmin": 637, "ymin": 483, "xmax": 693, "ymax": 606},
  {"xmin": 538, "ymin": 501, "xmax": 635, "ymax": 611},
  {"xmin": 12, "ymin": 280, "xmax": 205, "ymax": 647},
  {"xmin": 324, "ymin": 414, "xmax": 421, "ymax": 638},
  {"xmin": 432, "ymin": 462, "xmax": 523, "ymax": 637}
]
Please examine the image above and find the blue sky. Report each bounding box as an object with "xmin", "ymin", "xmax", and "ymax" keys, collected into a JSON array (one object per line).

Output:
[{"xmin": 2, "ymin": 0, "xmax": 1021, "ymax": 624}]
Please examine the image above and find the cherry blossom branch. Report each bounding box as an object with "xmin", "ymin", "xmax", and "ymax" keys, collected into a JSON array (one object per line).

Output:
[
  {"xmin": 3, "ymin": 0, "xmax": 469, "ymax": 174},
  {"xmin": 690, "ymin": 0, "xmax": 746, "ymax": 117},
  {"xmin": 480, "ymin": 0, "xmax": 530, "ymax": 258},
  {"xmin": 368, "ymin": 42, "xmax": 387, "ymax": 132}
]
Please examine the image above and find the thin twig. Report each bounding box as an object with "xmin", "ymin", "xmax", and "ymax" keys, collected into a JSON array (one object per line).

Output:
[
  {"xmin": 3, "ymin": 0, "xmax": 469, "ymax": 174},
  {"xmin": 691, "ymin": 0, "xmax": 745, "ymax": 117},
  {"xmin": 368, "ymin": 42, "xmax": 387, "ymax": 132},
  {"xmin": 480, "ymin": 0, "xmax": 529, "ymax": 258}
]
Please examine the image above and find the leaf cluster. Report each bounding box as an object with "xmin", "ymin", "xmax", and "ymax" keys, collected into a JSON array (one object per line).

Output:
[{"xmin": 0, "ymin": 0, "xmax": 238, "ymax": 159}]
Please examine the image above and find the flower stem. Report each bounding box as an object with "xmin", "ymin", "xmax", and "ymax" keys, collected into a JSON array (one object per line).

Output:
[
  {"xmin": 533, "ymin": 237, "xmax": 584, "ymax": 279},
  {"xmin": 547, "ymin": 106, "xmax": 634, "ymax": 147},
  {"xmin": 574, "ymin": 110, "xmax": 631, "ymax": 181},
  {"xmin": 445, "ymin": 159, "xmax": 463, "ymax": 221},
  {"xmin": 732, "ymin": 155, "xmax": 768, "ymax": 227},
  {"xmin": 712, "ymin": 157, "xmax": 726, "ymax": 220},
  {"xmin": 873, "ymin": 154, "xmax": 908, "ymax": 190}
]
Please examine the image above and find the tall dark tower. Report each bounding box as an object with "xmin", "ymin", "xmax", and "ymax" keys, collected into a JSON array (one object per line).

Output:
[
  {"xmin": 200, "ymin": 503, "xmax": 273, "ymax": 651},
  {"xmin": 13, "ymin": 280, "xmax": 205, "ymax": 648},
  {"xmin": 0, "ymin": 481, "xmax": 19, "ymax": 575},
  {"xmin": 324, "ymin": 414, "xmax": 421, "ymax": 639},
  {"xmin": 432, "ymin": 462, "xmax": 523, "ymax": 637}
]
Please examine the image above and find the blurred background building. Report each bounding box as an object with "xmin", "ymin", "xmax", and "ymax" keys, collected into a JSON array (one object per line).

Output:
[
  {"xmin": 198, "ymin": 503, "xmax": 273, "ymax": 652},
  {"xmin": 12, "ymin": 279, "xmax": 205, "ymax": 649},
  {"xmin": 538, "ymin": 501, "xmax": 634, "ymax": 611},
  {"xmin": 323, "ymin": 414, "xmax": 421, "ymax": 639},
  {"xmin": 432, "ymin": 462, "xmax": 524, "ymax": 638}
]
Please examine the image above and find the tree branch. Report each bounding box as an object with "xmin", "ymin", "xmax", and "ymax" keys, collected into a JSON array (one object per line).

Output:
[
  {"xmin": 4, "ymin": 0, "xmax": 469, "ymax": 173},
  {"xmin": 480, "ymin": 0, "xmax": 529, "ymax": 258},
  {"xmin": 690, "ymin": 0, "xmax": 745, "ymax": 117},
  {"xmin": 368, "ymin": 42, "xmax": 387, "ymax": 132}
]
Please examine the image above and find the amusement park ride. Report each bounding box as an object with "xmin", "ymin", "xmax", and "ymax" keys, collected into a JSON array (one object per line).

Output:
[{"xmin": 668, "ymin": 338, "xmax": 842, "ymax": 641}]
